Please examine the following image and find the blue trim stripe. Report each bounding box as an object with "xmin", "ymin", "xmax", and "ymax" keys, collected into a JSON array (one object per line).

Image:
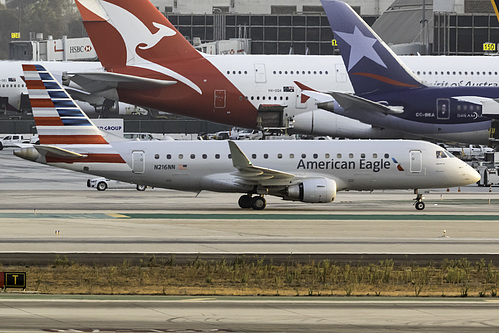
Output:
[
  {"xmin": 61, "ymin": 118, "xmax": 92, "ymax": 126},
  {"xmin": 43, "ymin": 81, "xmax": 60, "ymax": 90},
  {"xmin": 52, "ymin": 100, "xmax": 76, "ymax": 108},
  {"xmin": 57, "ymin": 109, "xmax": 83, "ymax": 117},
  {"xmin": 48, "ymin": 91, "xmax": 70, "ymax": 99}
]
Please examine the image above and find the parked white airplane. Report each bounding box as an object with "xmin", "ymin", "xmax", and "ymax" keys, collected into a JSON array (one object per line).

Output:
[
  {"xmin": 71, "ymin": 0, "xmax": 499, "ymax": 142},
  {"xmin": 14, "ymin": 64, "xmax": 480, "ymax": 210},
  {"xmin": 0, "ymin": 60, "xmax": 148, "ymax": 116}
]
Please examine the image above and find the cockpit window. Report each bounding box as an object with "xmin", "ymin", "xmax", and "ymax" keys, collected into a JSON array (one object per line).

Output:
[
  {"xmin": 444, "ymin": 150, "xmax": 455, "ymax": 158},
  {"xmin": 436, "ymin": 150, "xmax": 447, "ymax": 158}
]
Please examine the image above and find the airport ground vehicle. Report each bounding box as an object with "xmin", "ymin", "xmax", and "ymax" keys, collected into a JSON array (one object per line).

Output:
[
  {"xmin": 0, "ymin": 134, "xmax": 30, "ymax": 148},
  {"xmin": 87, "ymin": 177, "xmax": 147, "ymax": 191}
]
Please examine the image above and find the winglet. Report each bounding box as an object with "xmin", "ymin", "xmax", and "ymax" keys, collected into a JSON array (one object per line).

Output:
[
  {"xmin": 228, "ymin": 141, "xmax": 253, "ymax": 170},
  {"xmin": 321, "ymin": 0, "xmax": 424, "ymax": 95}
]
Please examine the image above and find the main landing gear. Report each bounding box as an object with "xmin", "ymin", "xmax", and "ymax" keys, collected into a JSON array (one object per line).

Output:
[
  {"xmin": 238, "ymin": 194, "xmax": 267, "ymax": 210},
  {"xmin": 414, "ymin": 191, "xmax": 425, "ymax": 211}
]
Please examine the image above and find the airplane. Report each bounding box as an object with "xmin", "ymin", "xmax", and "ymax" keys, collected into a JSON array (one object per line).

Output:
[
  {"xmin": 295, "ymin": 0, "xmax": 499, "ymax": 145},
  {"xmin": 0, "ymin": 60, "xmax": 150, "ymax": 117},
  {"xmin": 13, "ymin": 64, "xmax": 480, "ymax": 211},
  {"xmin": 70, "ymin": 0, "xmax": 499, "ymax": 143}
]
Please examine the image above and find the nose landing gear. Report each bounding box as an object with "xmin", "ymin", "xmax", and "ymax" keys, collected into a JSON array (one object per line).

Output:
[
  {"xmin": 414, "ymin": 191, "xmax": 425, "ymax": 210},
  {"xmin": 238, "ymin": 194, "xmax": 267, "ymax": 210}
]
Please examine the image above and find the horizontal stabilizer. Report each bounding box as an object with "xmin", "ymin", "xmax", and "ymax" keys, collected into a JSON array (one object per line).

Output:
[
  {"xmin": 67, "ymin": 72, "xmax": 177, "ymax": 94},
  {"xmin": 452, "ymin": 96, "xmax": 497, "ymax": 105},
  {"xmin": 34, "ymin": 145, "xmax": 88, "ymax": 159},
  {"xmin": 331, "ymin": 91, "xmax": 404, "ymax": 115},
  {"xmin": 301, "ymin": 90, "xmax": 335, "ymax": 103},
  {"xmin": 228, "ymin": 141, "xmax": 294, "ymax": 182}
]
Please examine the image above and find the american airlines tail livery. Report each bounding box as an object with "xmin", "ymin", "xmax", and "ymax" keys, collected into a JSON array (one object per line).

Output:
[
  {"xmin": 14, "ymin": 65, "xmax": 480, "ymax": 210},
  {"xmin": 70, "ymin": 0, "xmax": 499, "ymax": 143},
  {"xmin": 301, "ymin": 0, "xmax": 499, "ymax": 145}
]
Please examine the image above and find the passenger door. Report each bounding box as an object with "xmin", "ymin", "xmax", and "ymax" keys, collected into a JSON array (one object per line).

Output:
[
  {"xmin": 132, "ymin": 150, "xmax": 145, "ymax": 174},
  {"xmin": 410, "ymin": 150, "xmax": 422, "ymax": 173}
]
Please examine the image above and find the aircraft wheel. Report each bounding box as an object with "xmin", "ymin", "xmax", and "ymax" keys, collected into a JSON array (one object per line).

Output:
[
  {"xmin": 136, "ymin": 184, "xmax": 147, "ymax": 191},
  {"xmin": 251, "ymin": 196, "xmax": 266, "ymax": 210},
  {"xmin": 238, "ymin": 194, "xmax": 253, "ymax": 209},
  {"xmin": 97, "ymin": 181, "xmax": 108, "ymax": 191},
  {"xmin": 415, "ymin": 201, "xmax": 425, "ymax": 211}
]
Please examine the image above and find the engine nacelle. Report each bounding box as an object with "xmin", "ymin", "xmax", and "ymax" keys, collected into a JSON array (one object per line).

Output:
[{"xmin": 286, "ymin": 178, "xmax": 336, "ymax": 203}]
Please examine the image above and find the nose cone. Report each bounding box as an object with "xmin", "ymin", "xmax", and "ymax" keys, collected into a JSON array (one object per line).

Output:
[{"xmin": 466, "ymin": 166, "xmax": 481, "ymax": 184}]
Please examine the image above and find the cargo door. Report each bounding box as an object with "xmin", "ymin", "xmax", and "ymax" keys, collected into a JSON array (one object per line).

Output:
[{"xmin": 132, "ymin": 150, "xmax": 145, "ymax": 174}]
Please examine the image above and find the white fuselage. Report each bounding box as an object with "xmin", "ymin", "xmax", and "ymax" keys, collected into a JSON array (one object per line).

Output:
[
  {"xmin": 2, "ymin": 56, "xmax": 499, "ymax": 140},
  {"xmin": 33, "ymin": 139, "xmax": 478, "ymax": 194}
]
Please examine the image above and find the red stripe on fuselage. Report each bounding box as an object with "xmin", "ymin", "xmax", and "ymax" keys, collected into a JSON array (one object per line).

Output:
[
  {"xmin": 34, "ymin": 117, "xmax": 63, "ymax": 126},
  {"xmin": 352, "ymin": 72, "xmax": 421, "ymax": 88},
  {"xmin": 46, "ymin": 153, "xmax": 126, "ymax": 164},
  {"xmin": 39, "ymin": 135, "xmax": 108, "ymax": 145}
]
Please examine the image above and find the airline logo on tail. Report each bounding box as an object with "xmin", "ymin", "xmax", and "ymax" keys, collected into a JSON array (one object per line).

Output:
[
  {"xmin": 23, "ymin": 64, "xmax": 108, "ymax": 145},
  {"xmin": 75, "ymin": 0, "xmax": 202, "ymax": 94},
  {"xmin": 321, "ymin": 0, "xmax": 423, "ymax": 94},
  {"xmin": 23, "ymin": 64, "xmax": 127, "ymax": 165}
]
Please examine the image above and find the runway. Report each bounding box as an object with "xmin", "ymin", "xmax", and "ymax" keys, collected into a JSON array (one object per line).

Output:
[
  {"xmin": 2, "ymin": 295, "xmax": 499, "ymax": 332},
  {"xmin": 3, "ymin": 148, "xmax": 499, "ymax": 332},
  {"xmin": 2, "ymin": 148, "xmax": 499, "ymax": 261}
]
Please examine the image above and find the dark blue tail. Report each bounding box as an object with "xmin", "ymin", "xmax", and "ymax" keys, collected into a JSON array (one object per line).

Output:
[{"xmin": 321, "ymin": 0, "xmax": 424, "ymax": 96}]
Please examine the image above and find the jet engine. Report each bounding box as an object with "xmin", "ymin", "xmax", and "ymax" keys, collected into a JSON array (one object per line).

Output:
[{"xmin": 285, "ymin": 178, "xmax": 336, "ymax": 203}]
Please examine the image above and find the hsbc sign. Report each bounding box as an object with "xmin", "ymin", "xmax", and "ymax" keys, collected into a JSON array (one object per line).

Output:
[{"xmin": 69, "ymin": 45, "xmax": 93, "ymax": 54}]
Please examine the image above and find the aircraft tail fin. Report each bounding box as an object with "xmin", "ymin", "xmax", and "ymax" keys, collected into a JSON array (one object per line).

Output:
[
  {"xmin": 23, "ymin": 64, "xmax": 111, "ymax": 146},
  {"xmin": 321, "ymin": 0, "xmax": 424, "ymax": 96},
  {"xmin": 75, "ymin": 0, "xmax": 202, "ymax": 70}
]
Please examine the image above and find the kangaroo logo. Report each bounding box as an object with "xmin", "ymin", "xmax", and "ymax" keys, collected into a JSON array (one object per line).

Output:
[{"xmin": 82, "ymin": 0, "xmax": 202, "ymax": 94}]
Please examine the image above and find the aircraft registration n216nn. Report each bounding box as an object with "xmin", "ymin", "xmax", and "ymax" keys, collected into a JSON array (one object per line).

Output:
[{"xmin": 14, "ymin": 65, "xmax": 480, "ymax": 210}]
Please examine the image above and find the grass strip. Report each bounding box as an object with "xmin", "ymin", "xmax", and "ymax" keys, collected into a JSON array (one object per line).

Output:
[{"xmin": 2, "ymin": 256, "xmax": 499, "ymax": 298}]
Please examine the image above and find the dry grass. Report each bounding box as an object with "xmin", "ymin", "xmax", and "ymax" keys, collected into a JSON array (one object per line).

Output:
[{"xmin": 2, "ymin": 256, "xmax": 499, "ymax": 297}]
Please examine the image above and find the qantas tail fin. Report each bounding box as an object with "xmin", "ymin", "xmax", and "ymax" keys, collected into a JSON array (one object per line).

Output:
[
  {"xmin": 75, "ymin": 0, "xmax": 202, "ymax": 70},
  {"xmin": 321, "ymin": 0, "xmax": 424, "ymax": 96},
  {"xmin": 23, "ymin": 64, "xmax": 111, "ymax": 146}
]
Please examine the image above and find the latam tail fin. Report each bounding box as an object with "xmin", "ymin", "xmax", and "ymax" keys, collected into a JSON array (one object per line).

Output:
[
  {"xmin": 75, "ymin": 0, "xmax": 202, "ymax": 70},
  {"xmin": 321, "ymin": 0, "xmax": 424, "ymax": 96},
  {"xmin": 22, "ymin": 64, "xmax": 110, "ymax": 145}
]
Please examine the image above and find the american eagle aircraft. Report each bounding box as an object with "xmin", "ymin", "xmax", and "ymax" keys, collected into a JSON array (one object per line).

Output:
[
  {"xmin": 70, "ymin": 0, "xmax": 499, "ymax": 143},
  {"xmin": 297, "ymin": 0, "xmax": 499, "ymax": 145},
  {"xmin": 14, "ymin": 64, "xmax": 480, "ymax": 210}
]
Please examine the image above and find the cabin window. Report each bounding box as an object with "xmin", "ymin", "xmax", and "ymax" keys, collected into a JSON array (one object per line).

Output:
[
  {"xmin": 154, "ymin": 154, "xmax": 160, "ymax": 159},
  {"xmin": 228, "ymin": 154, "xmax": 232, "ymax": 159},
  {"xmin": 277, "ymin": 153, "xmax": 283, "ymax": 159},
  {"xmin": 178, "ymin": 154, "xmax": 183, "ymax": 159},
  {"xmin": 325, "ymin": 153, "xmax": 330, "ymax": 159},
  {"xmin": 361, "ymin": 153, "xmax": 366, "ymax": 158},
  {"xmin": 373, "ymin": 153, "xmax": 378, "ymax": 158},
  {"xmin": 337, "ymin": 153, "xmax": 342, "ymax": 158},
  {"xmin": 349, "ymin": 153, "xmax": 354, "ymax": 158},
  {"xmin": 289, "ymin": 153, "xmax": 294, "ymax": 159},
  {"xmin": 215, "ymin": 154, "xmax": 220, "ymax": 159},
  {"xmin": 252, "ymin": 154, "xmax": 257, "ymax": 159},
  {"xmin": 384, "ymin": 153, "xmax": 390, "ymax": 158},
  {"xmin": 166, "ymin": 154, "xmax": 172, "ymax": 159},
  {"xmin": 264, "ymin": 153, "xmax": 269, "ymax": 159},
  {"xmin": 190, "ymin": 154, "xmax": 195, "ymax": 159},
  {"xmin": 301, "ymin": 153, "xmax": 306, "ymax": 158},
  {"xmin": 313, "ymin": 153, "xmax": 318, "ymax": 159},
  {"xmin": 202, "ymin": 154, "xmax": 207, "ymax": 159}
]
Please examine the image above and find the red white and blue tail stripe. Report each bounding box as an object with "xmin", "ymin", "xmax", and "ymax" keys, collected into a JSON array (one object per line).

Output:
[
  {"xmin": 23, "ymin": 64, "xmax": 109, "ymax": 145},
  {"xmin": 23, "ymin": 64, "xmax": 126, "ymax": 165}
]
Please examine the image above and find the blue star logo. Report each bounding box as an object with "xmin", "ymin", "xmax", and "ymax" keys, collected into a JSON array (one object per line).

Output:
[{"xmin": 334, "ymin": 26, "xmax": 387, "ymax": 71}]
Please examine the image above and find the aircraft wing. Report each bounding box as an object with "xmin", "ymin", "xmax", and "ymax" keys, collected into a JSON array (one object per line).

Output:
[
  {"xmin": 452, "ymin": 96, "xmax": 498, "ymax": 105},
  {"xmin": 34, "ymin": 145, "xmax": 88, "ymax": 159},
  {"xmin": 228, "ymin": 141, "xmax": 295, "ymax": 183},
  {"xmin": 66, "ymin": 72, "xmax": 177, "ymax": 94},
  {"xmin": 331, "ymin": 92, "xmax": 404, "ymax": 115}
]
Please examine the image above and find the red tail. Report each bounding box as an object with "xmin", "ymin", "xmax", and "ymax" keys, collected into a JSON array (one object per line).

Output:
[{"xmin": 75, "ymin": 0, "xmax": 202, "ymax": 71}]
